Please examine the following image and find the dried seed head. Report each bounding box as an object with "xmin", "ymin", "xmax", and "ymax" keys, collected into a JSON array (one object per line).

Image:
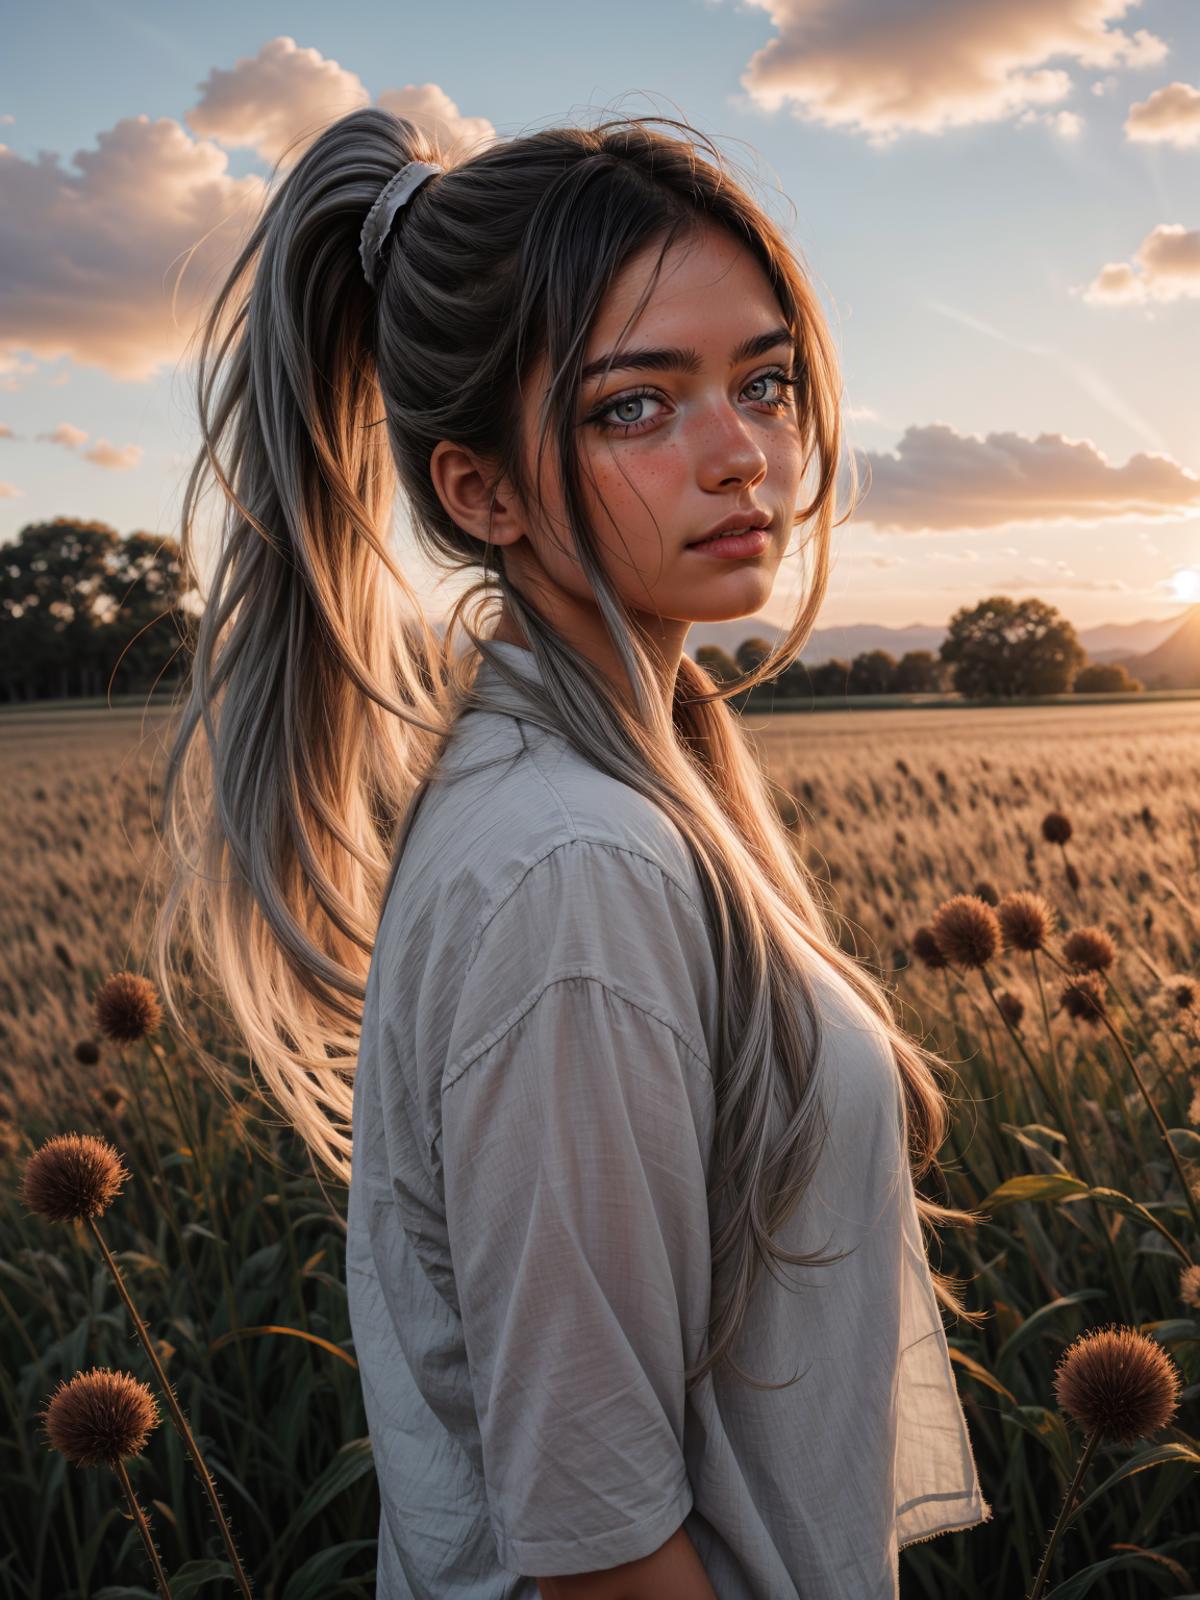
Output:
[
  {"xmin": 996, "ymin": 991, "xmax": 1025, "ymax": 1028},
  {"xmin": 20, "ymin": 1133, "xmax": 129, "ymax": 1223},
  {"xmin": 1180, "ymin": 1264, "xmax": 1200, "ymax": 1311},
  {"xmin": 1060, "ymin": 972, "xmax": 1108, "ymax": 1027},
  {"xmin": 997, "ymin": 891, "xmax": 1056, "ymax": 953},
  {"xmin": 92, "ymin": 972, "xmax": 163, "ymax": 1045},
  {"xmin": 1163, "ymin": 975, "xmax": 1199, "ymax": 1014},
  {"xmin": 1053, "ymin": 1325, "xmax": 1181, "ymax": 1444},
  {"xmin": 1042, "ymin": 810, "xmax": 1073, "ymax": 845},
  {"xmin": 972, "ymin": 880, "xmax": 1000, "ymax": 907},
  {"xmin": 73, "ymin": 1040, "xmax": 101, "ymax": 1066},
  {"xmin": 41, "ymin": 1368, "xmax": 159, "ymax": 1467},
  {"xmin": 930, "ymin": 895, "xmax": 1002, "ymax": 969},
  {"xmin": 93, "ymin": 1083, "xmax": 127, "ymax": 1120},
  {"xmin": 1063, "ymin": 926, "xmax": 1117, "ymax": 973},
  {"xmin": 910, "ymin": 926, "xmax": 948, "ymax": 971}
]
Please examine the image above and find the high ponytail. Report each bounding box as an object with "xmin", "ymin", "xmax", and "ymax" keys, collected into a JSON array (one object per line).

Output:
[
  {"xmin": 153, "ymin": 106, "xmax": 984, "ymax": 1389},
  {"xmin": 153, "ymin": 110, "xmax": 454, "ymax": 1184}
]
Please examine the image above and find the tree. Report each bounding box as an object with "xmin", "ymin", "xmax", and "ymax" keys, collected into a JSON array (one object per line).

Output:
[
  {"xmin": 939, "ymin": 595, "xmax": 1085, "ymax": 700},
  {"xmin": 0, "ymin": 517, "xmax": 191, "ymax": 700},
  {"xmin": 893, "ymin": 649, "xmax": 942, "ymax": 694},
  {"xmin": 848, "ymin": 648, "xmax": 897, "ymax": 695},
  {"xmin": 735, "ymin": 636, "xmax": 774, "ymax": 674},
  {"xmin": 1074, "ymin": 661, "xmax": 1143, "ymax": 694},
  {"xmin": 807, "ymin": 658, "xmax": 851, "ymax": 697},
  {"xmin": 694, "ymin": 644, "xmax": 739, "ymax": 684}
]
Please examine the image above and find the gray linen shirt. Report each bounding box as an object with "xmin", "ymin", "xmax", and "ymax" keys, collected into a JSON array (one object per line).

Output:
[{"xmin": 345, "ymin": 639, "xmax": 990, "ymax": 1598}]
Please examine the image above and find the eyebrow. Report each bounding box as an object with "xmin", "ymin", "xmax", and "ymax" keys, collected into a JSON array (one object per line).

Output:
[{"xmin": 579, "ymin": 324, "xmax": 798, "ymax": 386}]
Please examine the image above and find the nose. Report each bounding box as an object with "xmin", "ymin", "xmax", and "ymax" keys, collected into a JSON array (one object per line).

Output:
[{"xmin": 695, "ymin": 398, "xmax": 769, "ymax": 491}]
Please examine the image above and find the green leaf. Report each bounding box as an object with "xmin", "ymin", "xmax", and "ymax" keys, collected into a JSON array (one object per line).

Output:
[
  {"xmin": 1069, "ymin": 1440, "xmax": 1200, "ymax": 1524},
  {"xmin": 165, "ymin": 1561, "xmax": 238, "ymax": 1599},
  {"xmin": 1001, "ymin": 1405, "xmax": 1075, "ymax": 1478},
  {"xmin": 947, "ymin": 1346, "xmax": 1019, "ymax": 1406},
  {"xmin": 269, "ymin": 1438, "xmax": 376, "ymax": 1562},
  {"xmin": 282, "ymin": 1539, "xmax": 377, "ymax": 1600},
  {"xmin": 995, "ymin": 1291, "xmax": 1107, "ymax": 1374},
  {"xmin": 983, "ymin": 1173, "xmax": 1090, "ymax": 1207}
]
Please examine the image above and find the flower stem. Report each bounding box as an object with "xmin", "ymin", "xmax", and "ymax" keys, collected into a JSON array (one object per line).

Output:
[
  {"xmin": 88, "ymin": 1218, "xmax": 254, "ymax": 1598},
  {"xmin": 1098, "ymin": 1016, "xmax": 1200, "ymax": 1238},
  {"xmin": 1027, "ymin": 1425, "xmax": 1102, "ymax": 1600},
  {"xmin": 112, "ymin": 1457, "xmax": 173, "ymax": 1599}
]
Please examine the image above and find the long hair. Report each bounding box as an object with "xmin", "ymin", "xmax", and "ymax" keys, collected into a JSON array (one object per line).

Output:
[{"xmin": 153, "ymin": 106, "xmax": 985, "ymax": 1392}]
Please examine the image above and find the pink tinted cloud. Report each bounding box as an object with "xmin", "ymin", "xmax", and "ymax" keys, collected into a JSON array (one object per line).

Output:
[
  {"xmin": 853, "ymin": 421, "xmax": 1200, "ymax": 532},
  {"xmin": 739, "ymin": 0, "xmax": 1167, "ymax": 144}
]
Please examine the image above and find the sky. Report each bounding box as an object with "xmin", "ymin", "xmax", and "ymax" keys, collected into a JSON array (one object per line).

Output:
[{"xmin": 2, "ymin": 0, "xmax": 1198, "ymax": 633}]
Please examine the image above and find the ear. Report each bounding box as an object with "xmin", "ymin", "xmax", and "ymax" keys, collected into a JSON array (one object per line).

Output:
[{"xmin": 429, "ymin": 440, "xmax": 526, "ymax": 549}]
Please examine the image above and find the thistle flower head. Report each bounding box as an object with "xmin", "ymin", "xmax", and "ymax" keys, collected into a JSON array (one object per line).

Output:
[
  {"xmin": 20, "ymin": 1133, "xmax": 128, "ymax": 1223},
  {"xmin": 73, "ymin": 1039, "xmax": 101, "ymax": 1066},
  {"xmin": 1163, "ymin": 975, "xmax": 1199, "ymax": 1014},
  {"xmin": 930, "ymin": 894, "xmax": 1002, "ymax": 969},
  {"xmin": 92, "ymin": 972, "xmax": 162, "ymax": 1045},
  {"xmin": 1180, "ymin": 1264, "xmax": 1200, "ymax": 1311},
  {"xmin": 1053, "ymin": 1325, "xmax": 1181, "ymax": 1444},
  {"xmin": 1042, "ymin": 810, "xmax": 1073, "ymax": 845},
  {"xmin": 1060, "ymin": 972, "xmax": 1108, "ymax": 1027},
  {"xmin": 910, "ymin": 925, "xmax": 948, "ymax": 971},
  {"xmin": 996, "ymin": 990, "xmax": 1025, "ymax": 1028},
  {"xmin": 997, "ymin": 891, "xmax": 1056, "ymax": 953},
  {"xmin": 41, "ymin": 1367, "xmax": 159, "ymax": 1468},
  {"xmin": 93, "ymin": 1082, "xmax": 127, "ymax": 1120},
  {"xmin": 972, "ymin": 880, "xmax": 1000, "ymax": 907},
  {"xmin": 1063, "ymin": 926, "xmax": 1117, "ymax": 973}
]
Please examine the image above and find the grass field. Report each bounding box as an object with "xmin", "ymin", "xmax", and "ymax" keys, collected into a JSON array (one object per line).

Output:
[{"xmin": 2, "ymin": 695, "xmax": 1198, "ymax": 1599}]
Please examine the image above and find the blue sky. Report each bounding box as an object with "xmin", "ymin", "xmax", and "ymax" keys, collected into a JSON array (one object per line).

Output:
[{"xmin": 2, "ymin": 0, "xmax": 1198, "ymax": 630}]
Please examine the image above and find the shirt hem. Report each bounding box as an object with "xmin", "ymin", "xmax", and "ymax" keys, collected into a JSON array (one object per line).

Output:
[
  {"xmin": 492, "ymin": 1476, "xmax": 694, "ymax": 1577},
  {"xmin": 896, "ymin": 1494, "xmax": 993, "ymax": 1552}
]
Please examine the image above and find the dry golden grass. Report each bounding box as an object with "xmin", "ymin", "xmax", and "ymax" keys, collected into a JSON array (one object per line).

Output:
[{"xmin": 2, "ymin": 692, "xmax": 1198, "ymax": 1598}]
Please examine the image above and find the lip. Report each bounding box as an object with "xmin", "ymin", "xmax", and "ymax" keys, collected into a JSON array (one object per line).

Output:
[
  {"xmin": 687, "ymin": 510, "xmax": 771, "ymax": 547},
  {"xmin": 685, "ymin": 526, "xmax": 770, "ymax": 559}
]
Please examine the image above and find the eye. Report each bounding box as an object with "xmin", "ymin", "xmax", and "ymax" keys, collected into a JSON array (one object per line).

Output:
[{"xmin": 586, "ymin": 367, "xmax": 805, "ymax": 436}]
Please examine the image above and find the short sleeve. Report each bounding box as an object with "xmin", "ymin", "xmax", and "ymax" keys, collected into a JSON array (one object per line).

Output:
[{"xmin": 438, "ymin": 844, "xmax": 715, "ymax": 1577}]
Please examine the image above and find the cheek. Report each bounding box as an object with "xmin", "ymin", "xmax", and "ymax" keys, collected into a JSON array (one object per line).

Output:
[{"xmin": 583, "ymin": 441, "xmax": 690, "ymax": 537}]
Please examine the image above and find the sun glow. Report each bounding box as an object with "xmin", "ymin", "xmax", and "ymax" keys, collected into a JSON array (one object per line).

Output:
[{"xmin": 1169, "ymin": 568, "xmax": 1200, "ymax": 603}]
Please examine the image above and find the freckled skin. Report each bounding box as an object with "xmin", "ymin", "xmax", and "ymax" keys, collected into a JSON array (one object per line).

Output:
[{"xmin": 428, "ymin": 222, "xmax": 806, "ymax": 703}]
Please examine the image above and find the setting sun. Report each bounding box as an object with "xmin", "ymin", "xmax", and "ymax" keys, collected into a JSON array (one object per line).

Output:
[{"xmin": 1170, "ymin": 568, "xmax": 1200, "ymax": 603}]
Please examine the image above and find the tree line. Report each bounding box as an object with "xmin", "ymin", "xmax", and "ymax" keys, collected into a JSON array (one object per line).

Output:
[
  {"xmin": 699, "ymin": 596, "xmax": 1142, "ymax": 703},
  {"xmin": 0, "ymin": 519, "xmax": 1142, "ymax": 703}
]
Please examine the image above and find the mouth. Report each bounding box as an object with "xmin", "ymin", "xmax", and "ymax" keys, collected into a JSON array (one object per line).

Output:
[{"xmin": 686, "ymin": 519, "xmax": 772, "ymax": 555}]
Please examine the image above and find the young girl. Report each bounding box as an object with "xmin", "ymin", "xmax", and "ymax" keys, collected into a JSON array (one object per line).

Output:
[{"xmin": 155, "ymin": 109, "xmax": 991, "ymax": 1598}]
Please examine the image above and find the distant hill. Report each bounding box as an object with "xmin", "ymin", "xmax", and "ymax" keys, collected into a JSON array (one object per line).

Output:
[
  {"xmin": 687, "ymin": 612, "xmax": 1185, "ymax": 666},
  {"xmin": 435, "ymin": 607, "xmax": 1187, "ymax": 670},
  {"xmin": 1114, "ymin": 605, "xmax": 1200, "ymax": 689}
]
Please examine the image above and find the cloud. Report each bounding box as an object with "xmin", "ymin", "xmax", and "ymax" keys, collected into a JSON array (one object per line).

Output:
[
  {"xmin": 0, "ymin": 38, "xmax": 497, "ymax": 385},
  {"xmin": 1125, "ymin": 80, "xmax": 1200, "ymax": 147},
  {"xmin": 853, "ymin": 421, "xmax": 1200, "ymax": 532},
  {"xmin": 1080, "ymin": 223, "xmax": 1200, "ymax": 305},
  {"xmin": 27, "ymin": 420, "xmax": 142, "ymax": 468},
  {"xmin": 0, "ymin": 118, "xmax": 267, "ymax": 382},
  {"xmin": 739, "ymin": 0, "xmax": 1166, "ymax": 144},
  {"xmin": 37, "ymin": 423, "xmax": 89, "ymax": 449},
  {"xmin": 81, "ymin": 439, "xmax": 142, "ymax": 469},
  {"xmin": 188, "ymin": 36, "xmax": 496, "ymax": 167},
  {"xmin": 0, "ymin": 481, "xmax": 20, "ymax": 498}
]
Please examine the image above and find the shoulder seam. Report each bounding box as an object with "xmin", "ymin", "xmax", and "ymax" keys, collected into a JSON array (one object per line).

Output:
[
  {"xmin": 462, "ymin": 835, "xmax": 708, "ymax": 976},
  {"xmin": 436, "ymin": 971, "xmax": 712, "ymax": 1148}
]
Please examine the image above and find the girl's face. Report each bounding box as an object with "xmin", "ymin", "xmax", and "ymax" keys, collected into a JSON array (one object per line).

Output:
[{"xmin": 437, "ymin": 221, "xmax": 809, "ymax": 693}]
